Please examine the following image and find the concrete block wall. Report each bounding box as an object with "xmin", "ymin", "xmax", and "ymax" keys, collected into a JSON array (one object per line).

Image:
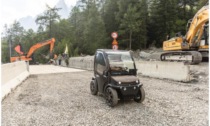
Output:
[
  {"xmin": 53, "ymin": 59, "xmax": 67, "ymax": 67},
  {"xmin": 136, "ymin": 61, "xmax": 190, "ymax": 82},
  {"xmin": 68, "ymin": 56, "xmax": 191, "ymax": 82},
  {"xmin": 2, "ymin": 61, "xmax": 30, "ymax": 100},
  {"xmin": 69, "ymin": 56, "xmax": 94, "ymax": 70}
]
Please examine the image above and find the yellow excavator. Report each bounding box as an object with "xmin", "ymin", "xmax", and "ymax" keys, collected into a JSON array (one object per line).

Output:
[{"xmin": 161, "ymin": 3, "xmax": 209, "ymax": 64}]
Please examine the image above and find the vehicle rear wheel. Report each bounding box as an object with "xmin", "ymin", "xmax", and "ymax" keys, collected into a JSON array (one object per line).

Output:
[
  {"xmin": 134, "ymin": 87, "xmax": 145, "ymax": 103},
  {"xmin": 105, "ymin": 87, "xmax": 118, "ymax": 107},
  {"xmin": 90, "ymin": 80, "xmax": 98, "ymax": 95}
]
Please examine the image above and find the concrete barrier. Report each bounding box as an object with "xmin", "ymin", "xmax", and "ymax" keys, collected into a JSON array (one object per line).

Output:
[
  {"xmin": 136, "ymin": 61, "xmax": 190, "ymax": 82},
  {"xmin": 69, "ymin": 56, "xmax": 94, "ymax": 70},
  {"xmin": 68, "ymin": 56, "xmax": 191, "ymax": 82},
  {"xmin": 1, "ymin": 61, "xmax": 30, "ymax": 100}
]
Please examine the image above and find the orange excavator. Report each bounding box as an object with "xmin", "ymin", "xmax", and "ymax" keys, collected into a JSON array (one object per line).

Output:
[{"xmin": 10, "ymin": 38, "xmax": 56, "ymax": 62}]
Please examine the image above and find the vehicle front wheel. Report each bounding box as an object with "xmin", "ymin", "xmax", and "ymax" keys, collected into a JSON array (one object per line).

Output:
[
  {"xmin": 90, "ymin": 80, "xmax": 98, "ymax": 95},
  {"xmin": 134, "ymin": 87, "xmax": 145, "ymax": 103},
  {"xmin": 105, "ymin": 87, "xmax": 118, "ymax": 107}
]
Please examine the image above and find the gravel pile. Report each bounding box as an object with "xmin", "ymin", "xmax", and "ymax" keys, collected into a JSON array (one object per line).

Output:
[{"xmin": 2, "ymin": 63, "xmax": 208, "ymax": 126}]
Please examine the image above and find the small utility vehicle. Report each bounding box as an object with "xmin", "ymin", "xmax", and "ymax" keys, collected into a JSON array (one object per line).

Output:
[{"xmin": 90, "ymin": 49, "xmax": 145, "ymax": 107}]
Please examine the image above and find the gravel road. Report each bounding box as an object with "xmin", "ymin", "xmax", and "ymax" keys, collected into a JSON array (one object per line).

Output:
[{"xmin": 2, "ymin": 63, "xmax": 208, "ymax": 126}]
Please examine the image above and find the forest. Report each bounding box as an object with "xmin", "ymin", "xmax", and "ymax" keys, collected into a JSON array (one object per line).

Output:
[{"xmin": 1, "ymin": 0, "xmax": 207, "ymax": 63}]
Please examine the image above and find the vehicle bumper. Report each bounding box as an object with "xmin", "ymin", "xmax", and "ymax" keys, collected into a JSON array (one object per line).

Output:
[{"xmin": 108, "ymin": 83, "xmax": 143, "ymax": 96}]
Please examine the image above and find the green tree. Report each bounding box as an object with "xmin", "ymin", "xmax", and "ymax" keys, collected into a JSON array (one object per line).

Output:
[
  {"xmin": 116, "ymin": 0, "xmax": 148, "ymax": 50},
  {"xmin": 21, "ymin": 29, "xmax": 36, "ymax": 54},
  {"xmin": 148, "ymin": 0, "xmax": 177, "ymax": 47},
  {"xmin": 102, "ymin": 0, "xmax": 119, "ymax": 48},
  {"xmin": 36, "ymin": 4, "xmax": 61, "ymax": 38},
  {"xmin": 119, "ymin": 4, "xmax": 141, "ymax": 50},
  {"xmin": 2, "ymin": 21, "xmax": 25, "ymax": 59},
  {"xmin": 2, "ymin": 0, "xmax": 204, "ymax": 64},
  {"xmin": 70, "ymin": 0, "xmax": 106, "ymax": 55},
  {"xmin": 82, "ymin": 0, "xmax": 107, "ymax": 54},
  {"xmin": 197, "ymin": 0, "xmax": 208, "ymax": 9},
  {"xmin": 69, "ymin": 6, "xmax": 86, "ymax": 54},
  {"xmin": 1, "ymin": 38, "xmax": 10, "ymax": 63}
]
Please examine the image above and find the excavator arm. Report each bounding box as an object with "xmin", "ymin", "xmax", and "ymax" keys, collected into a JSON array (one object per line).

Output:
[
  {"xmin": 163, "ymin": 4, "xmax": 209, "ymax": 51},
  {"xmin": 161, "ymin": 4, "xmax": 209, "ymax": 64},
  {"xmin": 186, "ymin": 4, "xmax": 209, "ymax": 46},
  {"xmin": 26, "ymin": 38, "xmax": 55, "ymax": 58},
  {"xmin": 10, "ymin": 38, "xmax": 56, "ymax": 62}
]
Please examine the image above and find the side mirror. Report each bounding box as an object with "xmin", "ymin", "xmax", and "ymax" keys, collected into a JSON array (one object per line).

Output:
[
  {"xmin": 129, "ymin": 69, "xmax": 138, "ymax": 75},
  {"xmin": 103, "ymin": 71, "xmax": 108, "ymax": 78}
]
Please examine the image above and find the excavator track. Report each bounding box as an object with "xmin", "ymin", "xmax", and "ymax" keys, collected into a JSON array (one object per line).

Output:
[{"xmin": 160, "ymin": 51, "xmax": 202, "ymax": 64}]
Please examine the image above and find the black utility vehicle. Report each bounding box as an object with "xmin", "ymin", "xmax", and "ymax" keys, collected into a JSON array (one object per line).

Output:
[{"xmin": 90, "ymin": 49, "xmax": 145, "ymax": 107}]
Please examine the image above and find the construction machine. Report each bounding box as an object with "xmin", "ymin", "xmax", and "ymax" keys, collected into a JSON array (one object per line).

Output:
[
  {"xmin": 161, "ymin": 4, "xmax": 209, "ymax": 64},
  {"xmin": 10, "ymin": 38, "xmax": 56, "ymax": 62}
]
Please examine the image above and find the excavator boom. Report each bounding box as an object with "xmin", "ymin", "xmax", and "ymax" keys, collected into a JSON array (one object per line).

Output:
[
  {"xmin": 10, "ymin": 38, "xmax": 56, "ymax": 62},
  {"xmin": 26, "ymin": 38, "xmax": 55, "ymax": 58},
  {"xmin": 186, "ymin": 4, "xmax": 208, "ymax": 45},
  {"xmin": 161, "ymin": 4, "xmax": 209, "ymax": 64}
]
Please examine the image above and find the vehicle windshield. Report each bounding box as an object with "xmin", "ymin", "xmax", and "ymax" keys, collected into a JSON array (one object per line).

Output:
[{"xmin": 107, "ymin": 51, "xmax": 136, "ymax": 75}]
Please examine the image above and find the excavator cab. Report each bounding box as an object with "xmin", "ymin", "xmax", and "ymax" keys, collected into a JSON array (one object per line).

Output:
[
  {"xmin": 202, "ymin": 22, "xmax": 209, "ymax": 46},
  {"xmin": 199, "ymin": 22, "xmax": 209, "ymax": 61}
]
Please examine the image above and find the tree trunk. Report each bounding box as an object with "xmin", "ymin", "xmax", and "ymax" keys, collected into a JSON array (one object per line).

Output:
[
  {"xmin": 129, "ymin": 30, "xmax": 132, "ymax": 50},
  {"xmin": 9, "ymin": 37, "xmax": 12, "ymax": 59}
]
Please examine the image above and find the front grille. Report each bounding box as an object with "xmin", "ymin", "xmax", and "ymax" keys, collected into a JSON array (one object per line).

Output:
[{"xmin": 121, "ymin": 82, "xmax": 137, "ymax": 85}]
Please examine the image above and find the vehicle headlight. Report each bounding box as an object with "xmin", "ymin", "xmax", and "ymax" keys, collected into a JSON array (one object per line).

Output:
[
  {"xmin": 118, "ymin": 81, "xmax": 121, "ymax": 84},
  {"xmin": 136, "ymin": 80, "xmax": 139, "ymax": 83}
]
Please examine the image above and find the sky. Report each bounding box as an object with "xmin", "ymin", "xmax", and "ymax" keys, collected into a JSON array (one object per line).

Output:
[{"xmin": 0, "ymin": 0, "xmax": 77, "ymax": 30}]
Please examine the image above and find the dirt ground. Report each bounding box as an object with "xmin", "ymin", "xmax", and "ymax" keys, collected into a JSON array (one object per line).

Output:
[{"xmin": 2, "ymin": 63, "xmax": 208, "ymax": 126}]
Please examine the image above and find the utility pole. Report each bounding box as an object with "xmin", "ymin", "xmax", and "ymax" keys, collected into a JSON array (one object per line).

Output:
[
  {"xmin": 50, "ymin": 10, "xmax": 51, "ymax": 38},
  {"xmin": 8, "ymin": 35, "xmax": 12, "ymax": 60}
]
